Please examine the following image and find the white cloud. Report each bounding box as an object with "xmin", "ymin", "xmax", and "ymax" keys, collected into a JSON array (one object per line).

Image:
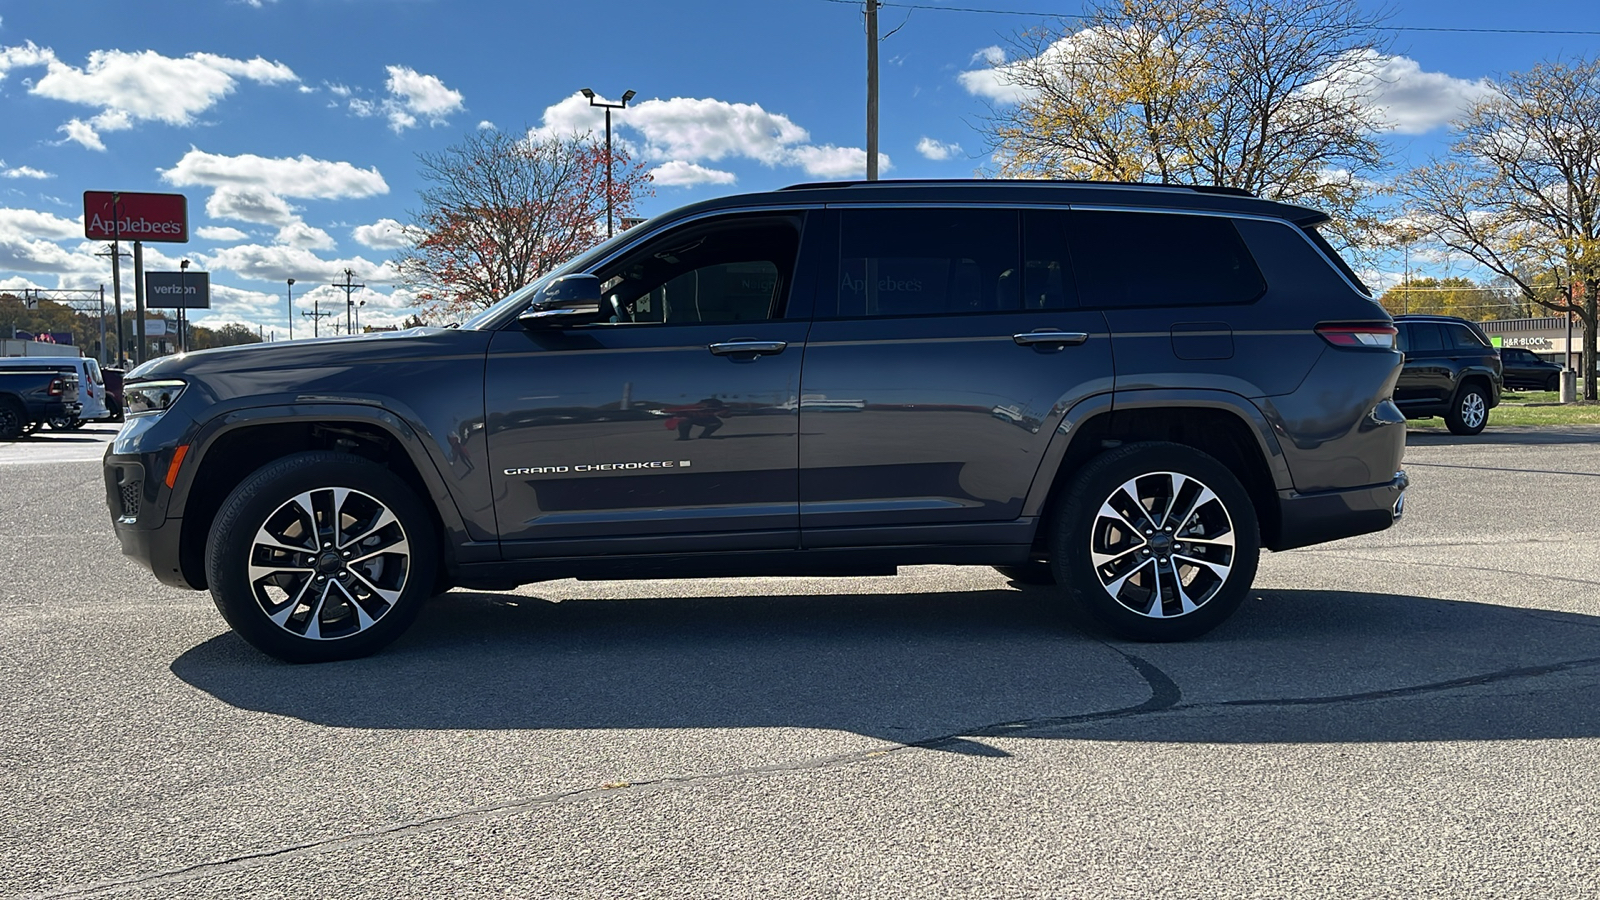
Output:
[
  {"xmin": 971, "ymin": 46, "xmax": 1006, "ymax": 66},
  {"xmin": 326, "ymin": 82, "xmax": 353, "ymax": 98},
  {"xmin": 161, "ymin": 149, "xmax": 388, "ymax": 199},
  {"xmin": 531, "ymin": 92, "xmax": 881, "ymax": 183},
  {"xmin": 648, "ymin": 160, "xmax": 737, "ymax": 187},
  {"xmin": 274, "ymin": 221, "xmax": 336, "ymax": 251},
  {"xmin": 0, "ymin": 42, "xmax": 52, "ymax": 82},
  {"xmin": 8, "ymin": 47, "xmax": 298, "ymax": 149},
  {"xmin": 381, "ymin": 65, "xmax": 464, "ymax": 132},
  {"xmin": 789, "ymin": 146, "xmax": 891, "ymax": 179},
  {"xmin": 205, "ymin": 186, "xmax": 297, "ymax": 226},
  {"xmin": 1323, "ymin": 52, "xmax": 1493, "ymax": 134},
  {"xmin": 351, "ymin": 218, "xmax": 411, "ymax": 250},
  {"xmin": 57, "ymin": 118, "xmax": 105, "ymax": 151},
  {"xmin": 201, "ymin": 243, "xmax": 394, "ymax": 284},
  {"xmin": 477, "ymin": 120, "xmax": 495, "ymax": 130},
  {"xmin": 916, "ymin": 137, "xmax": 962, "ymax": 161},
  {"xmin": 0, "ymin": 163, "xmax": 52, "ymax": 179},
  {"xmin": 0, "ymin": 207, "xmax": 82, "ymax": 240},
  {"xmin": 196, "ymin": 225, "xmax": 249, "ymax": 242}
]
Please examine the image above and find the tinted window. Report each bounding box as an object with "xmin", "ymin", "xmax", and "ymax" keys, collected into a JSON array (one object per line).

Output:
[
  {"xmin": 1066, "ymin": 211, "xmax": 1266, "ymax": 307},
  {"xmin": 1021, "ymin": 210, "xmax": 1078, "ymax": 309},
  {"xmin": 1403, "ymin": 322, "xmax": 1444, "ymax": 352},
  {"xmin": 1445, "ymin": 323, "xmax": 1487, "ymax": 350},
  {"xmin": 596, "ymin": 216, "xmax": 799, "ymax": 324},
  {"xmin": 832, "ymin": 209, "xmax": 1019, "ymax": 317}
]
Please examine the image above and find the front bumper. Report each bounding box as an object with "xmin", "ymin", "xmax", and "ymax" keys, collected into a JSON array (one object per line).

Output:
[{"xmin": 1269, "ymin": 470, "xmax": 1408, "ymax": 552}]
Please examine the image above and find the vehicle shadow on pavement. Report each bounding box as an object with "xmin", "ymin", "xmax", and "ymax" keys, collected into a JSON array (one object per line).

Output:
[{"xmin": 169, "ymin": 586, "xmax": 1600, "ymax": 749}]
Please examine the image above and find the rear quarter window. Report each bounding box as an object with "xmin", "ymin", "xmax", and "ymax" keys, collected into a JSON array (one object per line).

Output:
[{"xmin": 1065, "ymin": 211, "xmax": 1265, "ymax": 308}]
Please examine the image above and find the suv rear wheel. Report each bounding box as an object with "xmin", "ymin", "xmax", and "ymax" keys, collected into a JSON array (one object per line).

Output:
[
  {"xmin": 1446, "ymin": 383, "xmax": 1489, "ymax": 436},
  {"xmin": 0, "ymin": 398, "xmax": 23, "ymax": 441},
  {"xmin": 205, "ymin": 451, "xmax": 437, "ymax": 663},
  {"xmin": 1050, "ymin": 442, "xmax": 1259, "ymax": 641}
]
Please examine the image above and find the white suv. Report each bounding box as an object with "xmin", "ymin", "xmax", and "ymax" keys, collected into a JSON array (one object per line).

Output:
[{"xmin": 0, "ymin": 356, "xmax": 110, "ymax": 425}]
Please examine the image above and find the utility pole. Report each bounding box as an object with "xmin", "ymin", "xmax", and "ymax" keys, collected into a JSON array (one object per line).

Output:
[
  {"xmin": 302, "ymin": 307, "xmax": 332, "ymax": 336},
  {"xmin": 331, "ymin": 268, "xmax": 365, "ymax": 335},
  {"xmin": 95, "ymin": 244, "xmax": 130, "ymax": 365},
  {"xmin": 286, "ymin": 278, "xmax": 295, "ymax": 341},
  {"xmin": 866, "ymin": 0, "xmax": 879, "ymax": 181}
]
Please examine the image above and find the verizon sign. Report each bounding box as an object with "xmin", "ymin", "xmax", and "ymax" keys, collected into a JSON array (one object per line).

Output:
[{"xmin": 83, "ymin": 190, "xmax": 189, "ymax": 243}]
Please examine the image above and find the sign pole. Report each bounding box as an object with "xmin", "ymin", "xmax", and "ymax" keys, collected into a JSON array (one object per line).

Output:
[
  {"xmin": 110, "ymin": 241, "xmax": 124, "ymax": 366},
  {"xmin": 133, "ymin": 241, "xmax": 146, "ymax": 364},
  {"xmin": 98, "ymin": 285, "xmax": 106, "ymax": 365}
]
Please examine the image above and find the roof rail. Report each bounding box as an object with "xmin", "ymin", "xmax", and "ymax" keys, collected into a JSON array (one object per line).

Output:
[{"xmin": 776, "ymin": 178, "xmax": 1256, "ymax": 198}]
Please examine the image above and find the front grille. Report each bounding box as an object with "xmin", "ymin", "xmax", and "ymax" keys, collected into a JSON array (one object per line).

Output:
[{"xmin": 120, "ymin": 480, "xmax": 142, "ymax": 518}]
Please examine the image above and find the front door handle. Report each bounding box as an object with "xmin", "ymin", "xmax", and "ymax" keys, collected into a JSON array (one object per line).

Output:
[
  {"xmin": 1013, "ymin": 330, "xmax": 1089, "ymax": 347},
  {"xmin": 708, "ymin": 340, "xmax": 788, "ymax": 357}
]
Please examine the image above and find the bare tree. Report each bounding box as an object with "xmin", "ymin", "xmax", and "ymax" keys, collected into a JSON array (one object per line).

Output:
[
  {"xmin": 1401, "ymin": 58, "xmax": 1600, "ymax": 399},
  {"xmin": 975, "ymin": 0, "xmax": 1389, "ymax": 247},
  {"xmin": 396, "ymin": 129, "xmax": 651, "ymax": 319}
]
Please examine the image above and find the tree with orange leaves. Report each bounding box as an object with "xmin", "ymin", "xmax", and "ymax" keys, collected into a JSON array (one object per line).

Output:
[{"xmin": 396, "ymin": 130, "xmax": 652, "ymax": 319}]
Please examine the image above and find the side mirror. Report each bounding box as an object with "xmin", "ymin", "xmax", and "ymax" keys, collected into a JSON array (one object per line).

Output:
[{"xmin": 518, "ymin": 274, "xmax": 603, "ymax": 329}]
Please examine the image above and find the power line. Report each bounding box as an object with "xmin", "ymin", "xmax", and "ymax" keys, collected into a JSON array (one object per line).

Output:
[{"xmin": 818, "ymin": 0, "xmax": 1600, "ymax": 36}]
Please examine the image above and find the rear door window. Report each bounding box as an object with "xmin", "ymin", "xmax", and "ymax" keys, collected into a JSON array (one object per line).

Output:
[
  {"xmin": 1065, "ymin": 211, "xmax": 1266, "ymax": 308},
  {"xmin": 1405, "ymin": 322, "xmax": 1444, "ymax": 352},
  {"xmin": 830, "ymin": 208, "xmax": 1020, "ymax": 317}
]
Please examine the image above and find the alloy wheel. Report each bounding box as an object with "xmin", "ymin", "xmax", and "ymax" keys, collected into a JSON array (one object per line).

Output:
[
  {"xmin": 1460, "ymin": 391, "xmax": 1486, "ymax": 429},
  {"xmin": 247, "ymin": 487, "xmax": 411, "ymax": 641},
  {"xmin": 1089, "ymin": 471, "xmax": 1236, "ymax": 619}
]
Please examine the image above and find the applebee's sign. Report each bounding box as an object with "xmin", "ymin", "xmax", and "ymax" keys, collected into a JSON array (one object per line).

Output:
[{"xmin": 82, "ymin": 191, "xmax": 188, "ymax": 243}]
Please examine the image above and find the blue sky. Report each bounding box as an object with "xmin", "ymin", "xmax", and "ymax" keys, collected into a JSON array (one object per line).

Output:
[{"xmin": 0, "ymin": 0, "xmax": 1595, "ymax": 335}]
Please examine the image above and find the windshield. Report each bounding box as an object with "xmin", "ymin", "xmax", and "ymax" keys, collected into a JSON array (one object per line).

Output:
[{"xmin": 458, "ymin": 221, "xmax": 660, "ymax": 330}]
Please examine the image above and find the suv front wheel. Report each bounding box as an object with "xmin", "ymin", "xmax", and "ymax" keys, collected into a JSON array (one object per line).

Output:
[
  {"xmin": 205, "ymin": 451, "xmax": 438, "ymax": 663},
  {"xmin": 1050, "ymin": 442, "xmax": 1260, "ymax": 641}
]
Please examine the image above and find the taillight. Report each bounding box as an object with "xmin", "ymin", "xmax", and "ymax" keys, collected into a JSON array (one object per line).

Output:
[
  {"xmin": 1317, "ymin": 323, "xmax": 1397, "ymax": 349},
  {"xmin": 48, "ymin": 378, "xmax": 65, "ymax": 396}
]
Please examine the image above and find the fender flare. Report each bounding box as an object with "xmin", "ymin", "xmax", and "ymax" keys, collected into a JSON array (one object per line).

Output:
[{"xmin": 1020, "ymin": 388, "xmax": 1292, "ymax": 518}]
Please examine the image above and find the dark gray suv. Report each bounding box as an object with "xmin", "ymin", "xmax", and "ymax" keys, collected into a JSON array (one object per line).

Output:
[{"xmin": 106, "ymin": 180, "xmax": 1408, "ymax": 662}]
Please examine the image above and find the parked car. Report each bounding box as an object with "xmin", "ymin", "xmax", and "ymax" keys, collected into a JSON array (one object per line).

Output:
[
  {"xmin": 0, "ymin": 356, "xmax": 111, "ymax": 428},
  {"xmin": 107, "ymin": 179, "xmax": 1408, "ymax": 662},
  {"xmin": 1392, "ymin": 314, "xmax": 1504, "ymax": 436},
  {"xmin": 0, "ymin": 363, "xmax": 81, "ymax": 439},
  {"xmin": 1497, "ymin": 346, "xmax": 1563, "ymax": 392}
]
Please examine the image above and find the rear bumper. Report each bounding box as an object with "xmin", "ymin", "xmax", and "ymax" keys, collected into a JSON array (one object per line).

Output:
[{"xmin": 1269, "ymin": 471, "xmax": 1408, "ymax": 552}]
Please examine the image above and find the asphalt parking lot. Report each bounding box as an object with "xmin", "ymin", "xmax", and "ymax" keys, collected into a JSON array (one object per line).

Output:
[{"xmin": 4, "ymin": 423, "xmax": 1600, "ymax": 899}]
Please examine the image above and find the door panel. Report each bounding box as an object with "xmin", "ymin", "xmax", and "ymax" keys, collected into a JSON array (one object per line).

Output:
[
  {"xmin": 799, "ymin": 313, "xmax": 1113, "ymax": 534},
  {"xmin": 797, "ymin": 207, "xmax": 1114, "ymax": 537},
  {"xmin": 486, "ymin": 323, "xmax": 805, "ymax": 553},
  {"xmin": 485, "ymin": 213, "xmax": 812, "ymax": 556}
]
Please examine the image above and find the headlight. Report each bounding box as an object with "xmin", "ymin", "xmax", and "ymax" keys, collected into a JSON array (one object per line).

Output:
[{"xmin": 124, "ymin": 380, "xmax": 187, "ymax": 417}]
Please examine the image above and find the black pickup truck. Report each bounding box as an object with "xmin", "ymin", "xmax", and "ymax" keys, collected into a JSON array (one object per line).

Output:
[{"xmin": 0, "ymin": 364, "xmax": 81, "ymax": 439}]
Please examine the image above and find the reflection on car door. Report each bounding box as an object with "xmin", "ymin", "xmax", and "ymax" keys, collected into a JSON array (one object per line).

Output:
[
  {"xmin": 796, "ymin": 208, "xmax": 1113, "ymax": 545},
  {"xmin": 485, "ymin": 214, "xmax": 817, "ymax": 558}
]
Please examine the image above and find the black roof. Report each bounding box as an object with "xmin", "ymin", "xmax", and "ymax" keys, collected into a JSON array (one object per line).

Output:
[{"xmin": 658, "ymin": 178, "xmax": 1329, "ymax": 228}]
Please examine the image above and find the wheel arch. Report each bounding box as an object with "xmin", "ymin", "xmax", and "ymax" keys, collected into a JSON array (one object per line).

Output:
[
  {"xmin": 171, "ymin": 404, "xmax": 472, "ymax": 591},
  {"xmin": 1023, "ymin": 391, "xmax": 1289, "ymax": 554}
]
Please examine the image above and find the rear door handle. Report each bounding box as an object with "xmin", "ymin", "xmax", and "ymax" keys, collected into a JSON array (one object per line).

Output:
[
  {"xmin": 1013, "ymin": 331, "xmax": 1088, "ymax": 346},
  {"xmin": 708, "ymin": 340, "xmax": 788, "ymax": 357}
]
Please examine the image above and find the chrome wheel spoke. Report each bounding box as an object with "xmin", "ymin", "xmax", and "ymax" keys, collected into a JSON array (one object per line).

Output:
[
  {"xmin": 267, "ymin": 576, "xmax": 319, "ymax": 628},
  {"xmin": 302, "ymin": 581, "xmax": 332, "ymax": 640},
  {"xmin": 331, "ymin": 579, "xmax": 376, "ymax": 632},
  {"xmin": 249, "ymin": 562, "xmax": 313, "ymax": 582},
  {"xmin": 1091, "ymin": 544, "xmax": 1143, "ymax": 569}
]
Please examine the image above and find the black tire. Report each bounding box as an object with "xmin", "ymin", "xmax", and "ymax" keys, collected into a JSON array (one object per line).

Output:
[
  {"xmin": 1445, "ymin": 383, "xmax": 1489, "ymax": 436},
  {"xmin": 1545, "ymin": 374, "xmax": 1561, "ymax": 393},
  {"xmin": 205, "ymin": 451, "xmax": 438, "ymax": 663},
  {"xmin": 108, "ymin": 398, "xmax": 123, "ymax": 423},
  {"xmin": 1049, "ymin": 442, "xmax": 1260, "ymax": 642},
  {"xmin": 0, "ymin": 398, "xmax": 23, "ymax": 441},
  {"xmin": 47, "ymin": 416, "xmax": 83, "ymax": 431},
  {"xmin": 994, "ymin": 561, "xmax": 1056, "ymax": 585}
]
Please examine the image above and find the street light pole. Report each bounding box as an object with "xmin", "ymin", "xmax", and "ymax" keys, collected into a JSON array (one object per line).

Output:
[
  {"xmin": 582, "ymin": 87, "xmax": 635, "ymax": 239},
  {"xmin": 178, "ymin": 259, "xmax": 190, "ymax": 354},
  {"xmin": 287, "ymin": 278, "xmax": 295, "ymax": 341}
]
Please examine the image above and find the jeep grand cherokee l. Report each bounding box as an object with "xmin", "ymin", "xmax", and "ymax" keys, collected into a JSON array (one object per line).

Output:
[{"xmin": 107, "ymin": 180, "xmax": 1409, "ymax": 662}]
